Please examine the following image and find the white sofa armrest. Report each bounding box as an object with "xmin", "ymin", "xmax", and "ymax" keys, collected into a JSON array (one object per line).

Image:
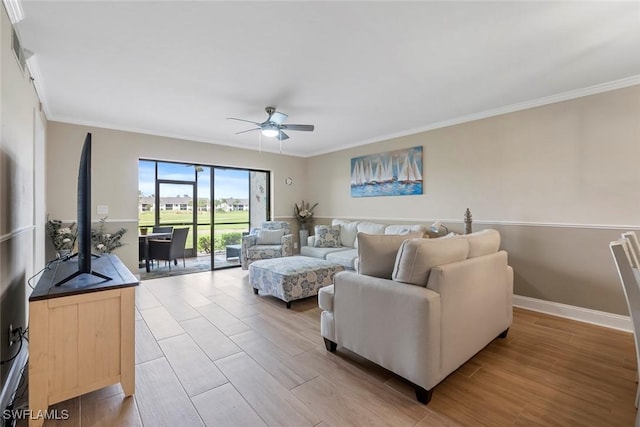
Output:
[
  {"xmin": 332, "ymin": 271, "xmax": 442, "ymax": 390},
  {"xmin": 307, "ymin": 235, "xmax": 315, "ymax": 246},
  {"xmin": 426, "ymin": 250, "xmax": 513, "ymax": 376}
]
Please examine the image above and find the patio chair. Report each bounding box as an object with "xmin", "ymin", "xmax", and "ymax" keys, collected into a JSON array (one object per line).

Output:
[{"xmin": 149, "ymin": 227, "xmax": 189, "ymax": 271}]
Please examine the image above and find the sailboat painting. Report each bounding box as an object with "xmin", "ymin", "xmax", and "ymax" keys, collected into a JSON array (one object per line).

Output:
[{"xmin": 350, "ymin": 146, "xmax": 423, "ymax": 197}]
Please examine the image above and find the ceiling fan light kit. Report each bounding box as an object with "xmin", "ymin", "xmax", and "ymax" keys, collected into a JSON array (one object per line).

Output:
[
  {"xmin": 261, "ymin": 124, "xmax": 279, "ymax": 138},
  {"xmin": 228, "ymin": 106, "xmax": 315, "ymax": 143}
]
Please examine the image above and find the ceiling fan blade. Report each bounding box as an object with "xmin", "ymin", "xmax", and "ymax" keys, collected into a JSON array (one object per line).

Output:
[
  {"xmin": 276, "ymin": 131, "xmax": 289, "ymax": 141},
  {"xmin": 281, "ymin": 124, "xmax": 314, "ymax": 132},
  {"xmin": 235, "ymin": 128, "xmax": 260, "ymax": 135},
  {"xmin": 269, "ymin": 111, "xmax": 288, "ymax": 125},
  {"xmin": 227, "ymin": 117, "xmax": 261, "ymax": 125}
]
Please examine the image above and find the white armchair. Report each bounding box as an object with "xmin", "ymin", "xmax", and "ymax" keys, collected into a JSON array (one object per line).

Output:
[{"xmin": 241, "ymin": 221, "xmax": 294, "ymax": 270}]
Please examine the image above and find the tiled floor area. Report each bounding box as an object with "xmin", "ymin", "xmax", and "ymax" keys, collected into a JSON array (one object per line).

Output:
[{"xmin": 25, "ymin": 268, "xmax": 638, "ymax": 426}]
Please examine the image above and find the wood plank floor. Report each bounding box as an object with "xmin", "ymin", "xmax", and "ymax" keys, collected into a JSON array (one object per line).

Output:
[{"xmin": 29, "ymin": 268, "xmax": 637, "ymax": 426}]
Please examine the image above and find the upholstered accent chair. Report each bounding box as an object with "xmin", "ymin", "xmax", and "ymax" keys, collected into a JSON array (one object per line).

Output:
[{"xmin": 241, "ymin": 221, "xmax": 294, "ymax": 270}]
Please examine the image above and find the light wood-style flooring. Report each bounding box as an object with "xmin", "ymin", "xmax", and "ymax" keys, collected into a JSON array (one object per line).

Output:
[{"xmin": 32, "ymin": 268, "xmax": 637, "ymax": 426}]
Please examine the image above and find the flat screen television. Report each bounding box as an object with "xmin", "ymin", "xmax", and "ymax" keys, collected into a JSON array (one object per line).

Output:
[{"xmin": 54, "ymin": 133, "xmax": 112, "ymax": 286}]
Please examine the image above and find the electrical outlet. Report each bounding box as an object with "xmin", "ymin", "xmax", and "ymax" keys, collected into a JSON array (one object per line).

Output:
[{"xmin": 97, "ymin": 205, "xmax": 108, "ymax": 215}]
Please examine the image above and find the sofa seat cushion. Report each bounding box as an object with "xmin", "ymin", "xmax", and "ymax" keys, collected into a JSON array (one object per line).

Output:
[
  {"xmin": 357, "ymin": 232, "xmax": 424, "ymax": 279},
  {"xmin": 392, "ymin": 238, "xmax": 470, "ymax": 286},
  {"xmin": 326, "ymin": 248, "xmax": 358, "ymax": 269},
  {"xmin": 300, "ymin": 246, "xmax": 350, "ymax": 259},
  {"xmin": 318, "ymin": 284, "xmax": 334, "ymax": 312}
]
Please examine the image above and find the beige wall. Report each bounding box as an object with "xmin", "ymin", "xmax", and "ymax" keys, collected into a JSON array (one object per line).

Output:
[
  {"xmin": 45, "ymin": 122, "xmax": 309, "ymax": 271},
  {"xmin": 307, "ymin": 85, "xmax": 640, "ymax": 315},
  {"xmin": 42, "ymin": 58, "xmax": 639, "ymax": 315},
  {"xmin": 0, "ymin": 6, "xmax": 45, "ymax": 374}
]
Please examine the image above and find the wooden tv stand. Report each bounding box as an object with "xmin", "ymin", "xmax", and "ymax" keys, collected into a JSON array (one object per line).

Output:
[{"xmin": 28, "ymin": 254, "xmax": 138, "ymax": 427}]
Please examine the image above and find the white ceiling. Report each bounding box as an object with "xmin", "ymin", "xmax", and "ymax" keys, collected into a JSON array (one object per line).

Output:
[{"xmin": 14, "ymin": 1, "xmax": 640, "ymax": 157}]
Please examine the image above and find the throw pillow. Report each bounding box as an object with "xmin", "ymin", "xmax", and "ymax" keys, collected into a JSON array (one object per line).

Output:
[
  {"xmin": 256, "ymin": 229, "xmax": 285, "ymax": 245},
  {"xmin": 392, "ymin": 238, "xmax": 469, "ymax": 286},
  {"xmin": 314, "ymin": 225, "xmax": 341, "ymax": 248},
  {"xmin": 357, "ymin": 231, "xmax": 424, "ymax": 279}
]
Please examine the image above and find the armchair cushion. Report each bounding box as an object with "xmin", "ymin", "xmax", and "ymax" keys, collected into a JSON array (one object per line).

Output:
[
  {"xmin": 256, "ymin": 229, "xmax": 285, "ymax": 245},
  {"xmin": 314, "ymin": 225, "xmax": 342, "ymax": 248},
  {"xmin": 392, "ymin": 238, "xmax": 469, "ymax": 286},
  {"xmin": 357, "ymin": 232, "xmax": 424, "ymax": 279}
]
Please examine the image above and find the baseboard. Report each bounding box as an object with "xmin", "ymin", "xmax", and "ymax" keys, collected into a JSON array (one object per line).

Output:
[{"xmin": 513, "ymin": 295, "xmax": 633, "ymax": 333}]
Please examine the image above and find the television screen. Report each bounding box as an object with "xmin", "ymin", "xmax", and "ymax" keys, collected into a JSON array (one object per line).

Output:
[{"xmin": 54, "ymin": 132, "xmax": 111, "ymax": 286}]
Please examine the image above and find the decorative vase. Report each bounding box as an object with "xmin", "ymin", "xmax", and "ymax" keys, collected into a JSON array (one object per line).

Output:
[{"xmin": 299, "ymin": 229, "xmax": 309, "ymax": 247}]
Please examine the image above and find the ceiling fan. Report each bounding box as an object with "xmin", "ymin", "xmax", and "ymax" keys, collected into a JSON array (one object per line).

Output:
[{"xmin": 227, "ymin": 107, "xmax": 315, "ymax": 141}]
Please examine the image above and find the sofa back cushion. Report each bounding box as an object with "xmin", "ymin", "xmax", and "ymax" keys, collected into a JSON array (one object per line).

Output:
[
  {"xmin": 314, "ymin": 225, "xmax": 342, "ymax": 248},
  {"xmin": 460, "ymin": 229, "xmax": 501, "ymax": 258},
  {"xmin": 384, "ymin": 224, "xmax": 426, "ymax": 236},
  {"xmin": 357, "ymin": 232, "xmax": 424, "ymax": 279},
  {"xmin": 332, "ymin": 219, "xmax": 360, "ymax": 248},
  {"xmin": 354, "ymin": 222, "xmax": 387, "ymax": 248},
  {"xmin": 392, "ymin": 238, "xmax": 470, "ymax": 286}
]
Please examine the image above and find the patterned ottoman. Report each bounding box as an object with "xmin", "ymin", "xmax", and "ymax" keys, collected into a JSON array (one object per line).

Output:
[{"xmin": 249, "ymin": 256, "xmax": 345, "ymax": 308}]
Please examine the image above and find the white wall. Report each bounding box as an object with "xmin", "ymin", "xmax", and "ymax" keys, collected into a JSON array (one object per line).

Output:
[
  {"xmin": 46, "ymin": 122, "xmax": 309, "ymax": 271},
  {"xmin": 307, "ymin": 85, "xmax": 640, "ymax": 314},
  {"xmin": 0, "ymin": 6, "xmax": 45, "ymax": 375}
]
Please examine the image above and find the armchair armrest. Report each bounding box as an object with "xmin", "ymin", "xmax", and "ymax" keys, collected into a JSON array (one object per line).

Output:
[
  {"xmin": 333, "ymin": 271, "xmax": 441, "ymax": 389},
  {"xmin": 426, "ymin": 250, "xmax": 512, "ymax": 376},
  {"xmin": 281, "ymin": 234, "xmax": 294, "ymax": 257},
  {"xmin": 241, "ymin": 234, "xmax": 258, "ymax": 269}
]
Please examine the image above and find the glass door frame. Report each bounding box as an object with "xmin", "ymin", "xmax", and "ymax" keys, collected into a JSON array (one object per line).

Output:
[
  {"xmin": 156, "ymin": 179, "xmax": 198, "ymax": 257},
  {"xmin": 211, "ymin": 167, "xmax": 271, "ymax": 269}
]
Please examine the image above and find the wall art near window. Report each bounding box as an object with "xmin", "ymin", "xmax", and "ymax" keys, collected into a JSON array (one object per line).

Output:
[{"xmin": 351, "ymin": 146, "xmax": 423, "ymax": 197}]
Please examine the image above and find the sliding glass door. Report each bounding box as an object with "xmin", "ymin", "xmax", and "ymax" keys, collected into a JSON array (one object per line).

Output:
[{"xmin": 138, "ymin": 159, "xmax": 270, "ymax": 272}]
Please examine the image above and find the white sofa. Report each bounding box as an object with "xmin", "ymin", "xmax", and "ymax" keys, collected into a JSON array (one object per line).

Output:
[
  {"xmin": 300, "ymin": 219, "xmax": 427, "ymax": 269},
  {"xmin": 318, "ymin": 229, "xmax": 513, "ymax": 404}
]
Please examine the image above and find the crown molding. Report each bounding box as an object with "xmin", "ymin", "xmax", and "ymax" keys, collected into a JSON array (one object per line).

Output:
[{"xmin": 306, "ymin": 75, "xmax": 640, "ymax": 157}]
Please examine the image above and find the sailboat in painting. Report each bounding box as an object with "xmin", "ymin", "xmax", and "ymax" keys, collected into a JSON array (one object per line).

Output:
[{"xmin": 350, "ymin": 146, "xmax": 423, "ymax": 197}]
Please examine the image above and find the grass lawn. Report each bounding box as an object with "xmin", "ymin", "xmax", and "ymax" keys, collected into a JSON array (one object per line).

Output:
[{"xmin": 139, "ymin": 210, "xmax": 249, "ymax": 251}]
